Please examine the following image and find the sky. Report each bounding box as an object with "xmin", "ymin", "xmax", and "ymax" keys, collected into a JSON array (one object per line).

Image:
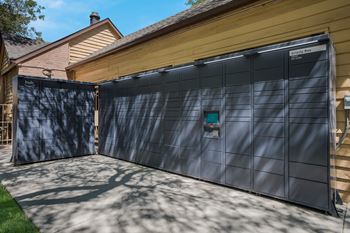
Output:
[{"xmin": 32, "ymin": 0, "xmax": 189, "ymax": 42}]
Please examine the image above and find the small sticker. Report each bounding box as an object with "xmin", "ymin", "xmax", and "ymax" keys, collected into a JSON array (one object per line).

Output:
[{"xmin": 289, "ymin": 44, "xmax": 327, "ymax": 57}]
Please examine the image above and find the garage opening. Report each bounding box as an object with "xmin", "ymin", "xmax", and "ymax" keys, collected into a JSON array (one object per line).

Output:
[{"xmin": 98, "ymin": 34, "xmax": 337, "ymax": 214}]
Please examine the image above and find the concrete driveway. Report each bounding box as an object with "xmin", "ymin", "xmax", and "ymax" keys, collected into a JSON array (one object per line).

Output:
[{"xmin": 0, "ymin": 146, "xmax": 345, "ymax": 233}]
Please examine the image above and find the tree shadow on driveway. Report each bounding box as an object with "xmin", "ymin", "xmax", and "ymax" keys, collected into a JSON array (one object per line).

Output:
[{"xmin": 0, "ymin": 148, "xmax": 342, "ymax": 233}]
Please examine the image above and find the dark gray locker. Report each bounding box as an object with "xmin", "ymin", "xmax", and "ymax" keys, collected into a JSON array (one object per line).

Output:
[
  {"xmin": 98, "ymin": 36, "xmax": 335, "ymax": 214},
  {"xmin": 178, "ymin": 67, "xmax": 201, "ymax": 177},
  {"xmin": 200, "ymin": 63, "xmax": 224, "ymax": 183},
  {"xmin": 224, "ymin": 57, "xmax": 252, "ymax": 190},
  {"xmin": 252, "ymin": 50, "xmax": 286, "ymax": 198},
  {"xmin": 288, "ymin": 43, "xmax": 331, "ymax": 210},
  {"xmin": 12, "ymin": 76, "xmax": 95, "ymax": 165}
]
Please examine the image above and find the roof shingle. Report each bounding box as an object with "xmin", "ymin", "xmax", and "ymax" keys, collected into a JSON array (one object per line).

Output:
[{"xmin": 2, "ymin": 34, "xmax": 48, "ymax": 60}]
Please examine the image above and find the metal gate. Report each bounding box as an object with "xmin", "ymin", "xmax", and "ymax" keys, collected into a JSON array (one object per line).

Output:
[
  {"xmin": 12, "ymin": 76, "xmax": 96, "ymax": 165},
  {"xmin": 98, "ymin": 35, "xmax": 336, "ymax": 213}
]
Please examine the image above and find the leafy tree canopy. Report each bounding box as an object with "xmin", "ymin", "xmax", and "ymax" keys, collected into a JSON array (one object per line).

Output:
[
  {"xmin": 186, "ymin": 0, "xmax": 206, "ymax": 6},
  {"xmin": 0, "ymin": 0, "xmax": 44, "ymax": 39}
]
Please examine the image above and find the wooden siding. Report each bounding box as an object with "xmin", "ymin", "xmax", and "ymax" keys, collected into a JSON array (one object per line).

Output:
[
  {"xmin": 72, "ymin": 0, "xmax": 350, "ymax": 202},
  {"xmin": 0, "ymin": 37, "xmax": 10, "ymax": 104},
  {"xmin": 0, "ymin": 78, "xmax": 4, "ymax": 104},
  {"xmin": 69, "ymin": 24, "xmax": 120, "ymax": 64},
  {"xmin": 0, "ymin": 41, "xmax": 10, "ymax": 74},
  {"xmin": 3, "ymin": 67, "xmax": 18, "ymax": 104}
]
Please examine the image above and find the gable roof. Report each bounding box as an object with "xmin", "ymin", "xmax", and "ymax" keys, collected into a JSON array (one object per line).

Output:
[
  {"xmin": 2, "ymin": 34, "xmax": 48, "ymax": 60},
  {"xmin": 67, "ymin": 0, "xmax": 256, "ymax": 70},
  {"xmin": 5, "ymin": 18, "xmax": 122, "ymax": 66}
]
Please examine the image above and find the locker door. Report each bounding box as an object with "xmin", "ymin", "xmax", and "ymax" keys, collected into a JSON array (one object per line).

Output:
[
  {"xmin": 136, "ymin": 74, "xmax": 164, "ymax": 169},
  {"xmin": 288, "ymin": 44, "xmax": 330, "ymax": 210},
  {"xmin": 162, "ymin": 71, "xmax": 182, "ymax": 173},
  {"xmin": 178, "ymin": 67, "xmax": 201, "ymax": 177},
  {"xmin": 224, "ymin": 56, "xmax": 252, "ymax": 190},
  {"xmin": 200, "ymin": 63, "xmax": 225, "ymax": 184},
  {"xmin": 252, "ymin": 51, "xmax": 286, "ymax": 198}
]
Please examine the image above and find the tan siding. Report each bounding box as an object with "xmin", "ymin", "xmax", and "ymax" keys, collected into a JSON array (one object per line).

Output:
[
  {"xmin": 3, "ymin": 67, "xmax": 18, "ymax": 105},
  {"xmin": 69, "ymin": 25, "xmax": 120, "ymax": 64},
  {"xmin": 73, "ymin": 0, "xmax": 350, "ymax": 202},
  {"xmin": 0, "ymin": 78, "xmax": 4, "ymax": 104},
  {"xmin": 73, "ymin": 0, "xmax": 349, "ymax": 82},
  {"xmin": 0, "ymin": 41, "xmax": 10, "ymax": 73},
  {"xmin": 0, "ymin": 37, "xmax": 11, "ymax": 104},
  {"xmin": 2, "ymin": 55, "xmax": 9, "ymax": 73}
]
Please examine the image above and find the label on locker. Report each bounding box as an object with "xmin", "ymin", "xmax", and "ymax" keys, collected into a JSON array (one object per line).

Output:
[{"xmin": 289, "ymin": 44, "xmax": 326, "ymax": 57}]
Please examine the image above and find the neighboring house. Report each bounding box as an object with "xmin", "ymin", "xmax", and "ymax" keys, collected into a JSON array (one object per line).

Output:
[
  {"xmin": 65, "ymin": 0, "xmax": 350, "ymax": 202},
  {"xmin": 0, "ymin": 34, "xmax": 47, "ymax": 104},
  {"xmin": 0, "ymin": 12, "xmax": 123, "ymax": 105}
]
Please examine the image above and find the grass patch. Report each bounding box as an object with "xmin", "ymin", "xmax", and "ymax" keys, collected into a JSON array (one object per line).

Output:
[{"xmin": 0, "ymin": 184, "xmax": 38, "ymax": 233}]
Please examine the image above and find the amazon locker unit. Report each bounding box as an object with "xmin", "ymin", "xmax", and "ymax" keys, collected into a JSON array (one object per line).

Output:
[
  {"xmin": 98, "ymin": 35, "xmax": 337, "ymax": 214},
  {"xmin": 12, "ymin": 76, "xmax": 96, "ymax": 165}
]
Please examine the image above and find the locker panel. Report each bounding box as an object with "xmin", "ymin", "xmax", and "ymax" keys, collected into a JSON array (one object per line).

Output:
[
  {"xmin": 289, "ymin": 162, "xmax": 328, "ymax": 183},
  {"xmin": 289, "ymin": 108, "xmax": 327, "ymax": 118},
  {"xmin": 201, "ymin": 161, "xmax": 222, "ymax": 183},
  {"xmin": 225, "ymin": 121, "xmax": 251, "ymax": 155},
  {"xmin": 289, "ymin": 92, "xmax": 327, "ymax": 104},
  {"xmin": 179, "ymin": 147, "xmax": 201, "ymax": 161},
  {"xmin": 138, "ymin": 152, "xmax": 163, "ymax": 169},
  {"xmin": 181, "ymin": 158, "xmax": 201, "ymax": 178},
  {"xmin": 289, "ymin": 123, "xmax": 328, "ymax": 166},
  {"xmin": 254, "ymin": 94, "xmax": 284, "ymax": 104},
  {"xmin": 225, "ymin": 153, "xmax": 250, "ymax": 169},
  {"xmin": 254, "ymin": 80, "xmax": 284, "ymax": 92},
  {"xmin": 16, "ymin": 140, "xmax": 41, "ymax": 163},
  {"xmin": 254, "ymin": 157, "xmax": 284, "ymax": 175},
  {"xmin": 225, "ymin": 109, "xmax": 251, "ymax": 118},
  {"xmin": 254, "ymin": 136, "xmax": 284, "ymax": 159},
  {"xmin": 202, "ymin": 138, "xmax": 222, "ymax": 152},
  {"xmin": 225, "ymin": 84, "xmax": 250, "ymax": 94},
  {"xmin": 253, "ymin": 67, "xmax": 284, "ymax": 82},
  {"xmin": 254, "ymin": 171, "xmax": 285, "ymax": 198},
  {"xmin": 254, "ymin": 51, "xmax": 284, "ymax": 70},
  {"xmin": 289, "ymin": 77, "xmax": 327, "ymax": 89},
  {"xmin": 289, "ymin": 60, "xmax": 328, "ymax": 79},
  {"xmin": 202, "ymin": 150, "xmax": 221, "ymax": 164},
  {"xmin": 254, "ymin": 122, "xmax": 284, "ymax": 138},
  {"xmin": 225, "ymin": 96, "xmax": 250, "ymax": 105},
  {"xmin": 225, "ymin": 57, "xmax": 250, "ymax": 74},
  {"xmin": 289, "ymin": 178, "xmax": 328, "ymax": 210},
  {"xmin": 254, "ymin": 107, "xmax": 284, "ymax": 118},
  {"xmin": 225, "ymin": 166, "xmax": 251, "ymax": 189}
]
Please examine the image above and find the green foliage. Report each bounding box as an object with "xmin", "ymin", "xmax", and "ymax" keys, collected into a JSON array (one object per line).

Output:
[
  {"xmin": 0, "ymin": 185, "xmax": 38, "ymax": 233},
  {"xmin": 186, "ymin": 0, "xmax": 206, "ymax": 6},
  {"xmin": 0, "ymin": 0, "xmax": 44, "ymax": 39}
]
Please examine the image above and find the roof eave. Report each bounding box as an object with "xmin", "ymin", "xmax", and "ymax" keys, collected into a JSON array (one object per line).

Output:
[
  {"xmin": 12, "ymin": 18, "xmax": 123, "ymax": 65},
  {"xmin": 106, "ymin": 18, "xmax": 124, "ymax": 38},
  {"xmin": 66, "ymin": 0, "xmax": 258, "ymax": 71}
]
